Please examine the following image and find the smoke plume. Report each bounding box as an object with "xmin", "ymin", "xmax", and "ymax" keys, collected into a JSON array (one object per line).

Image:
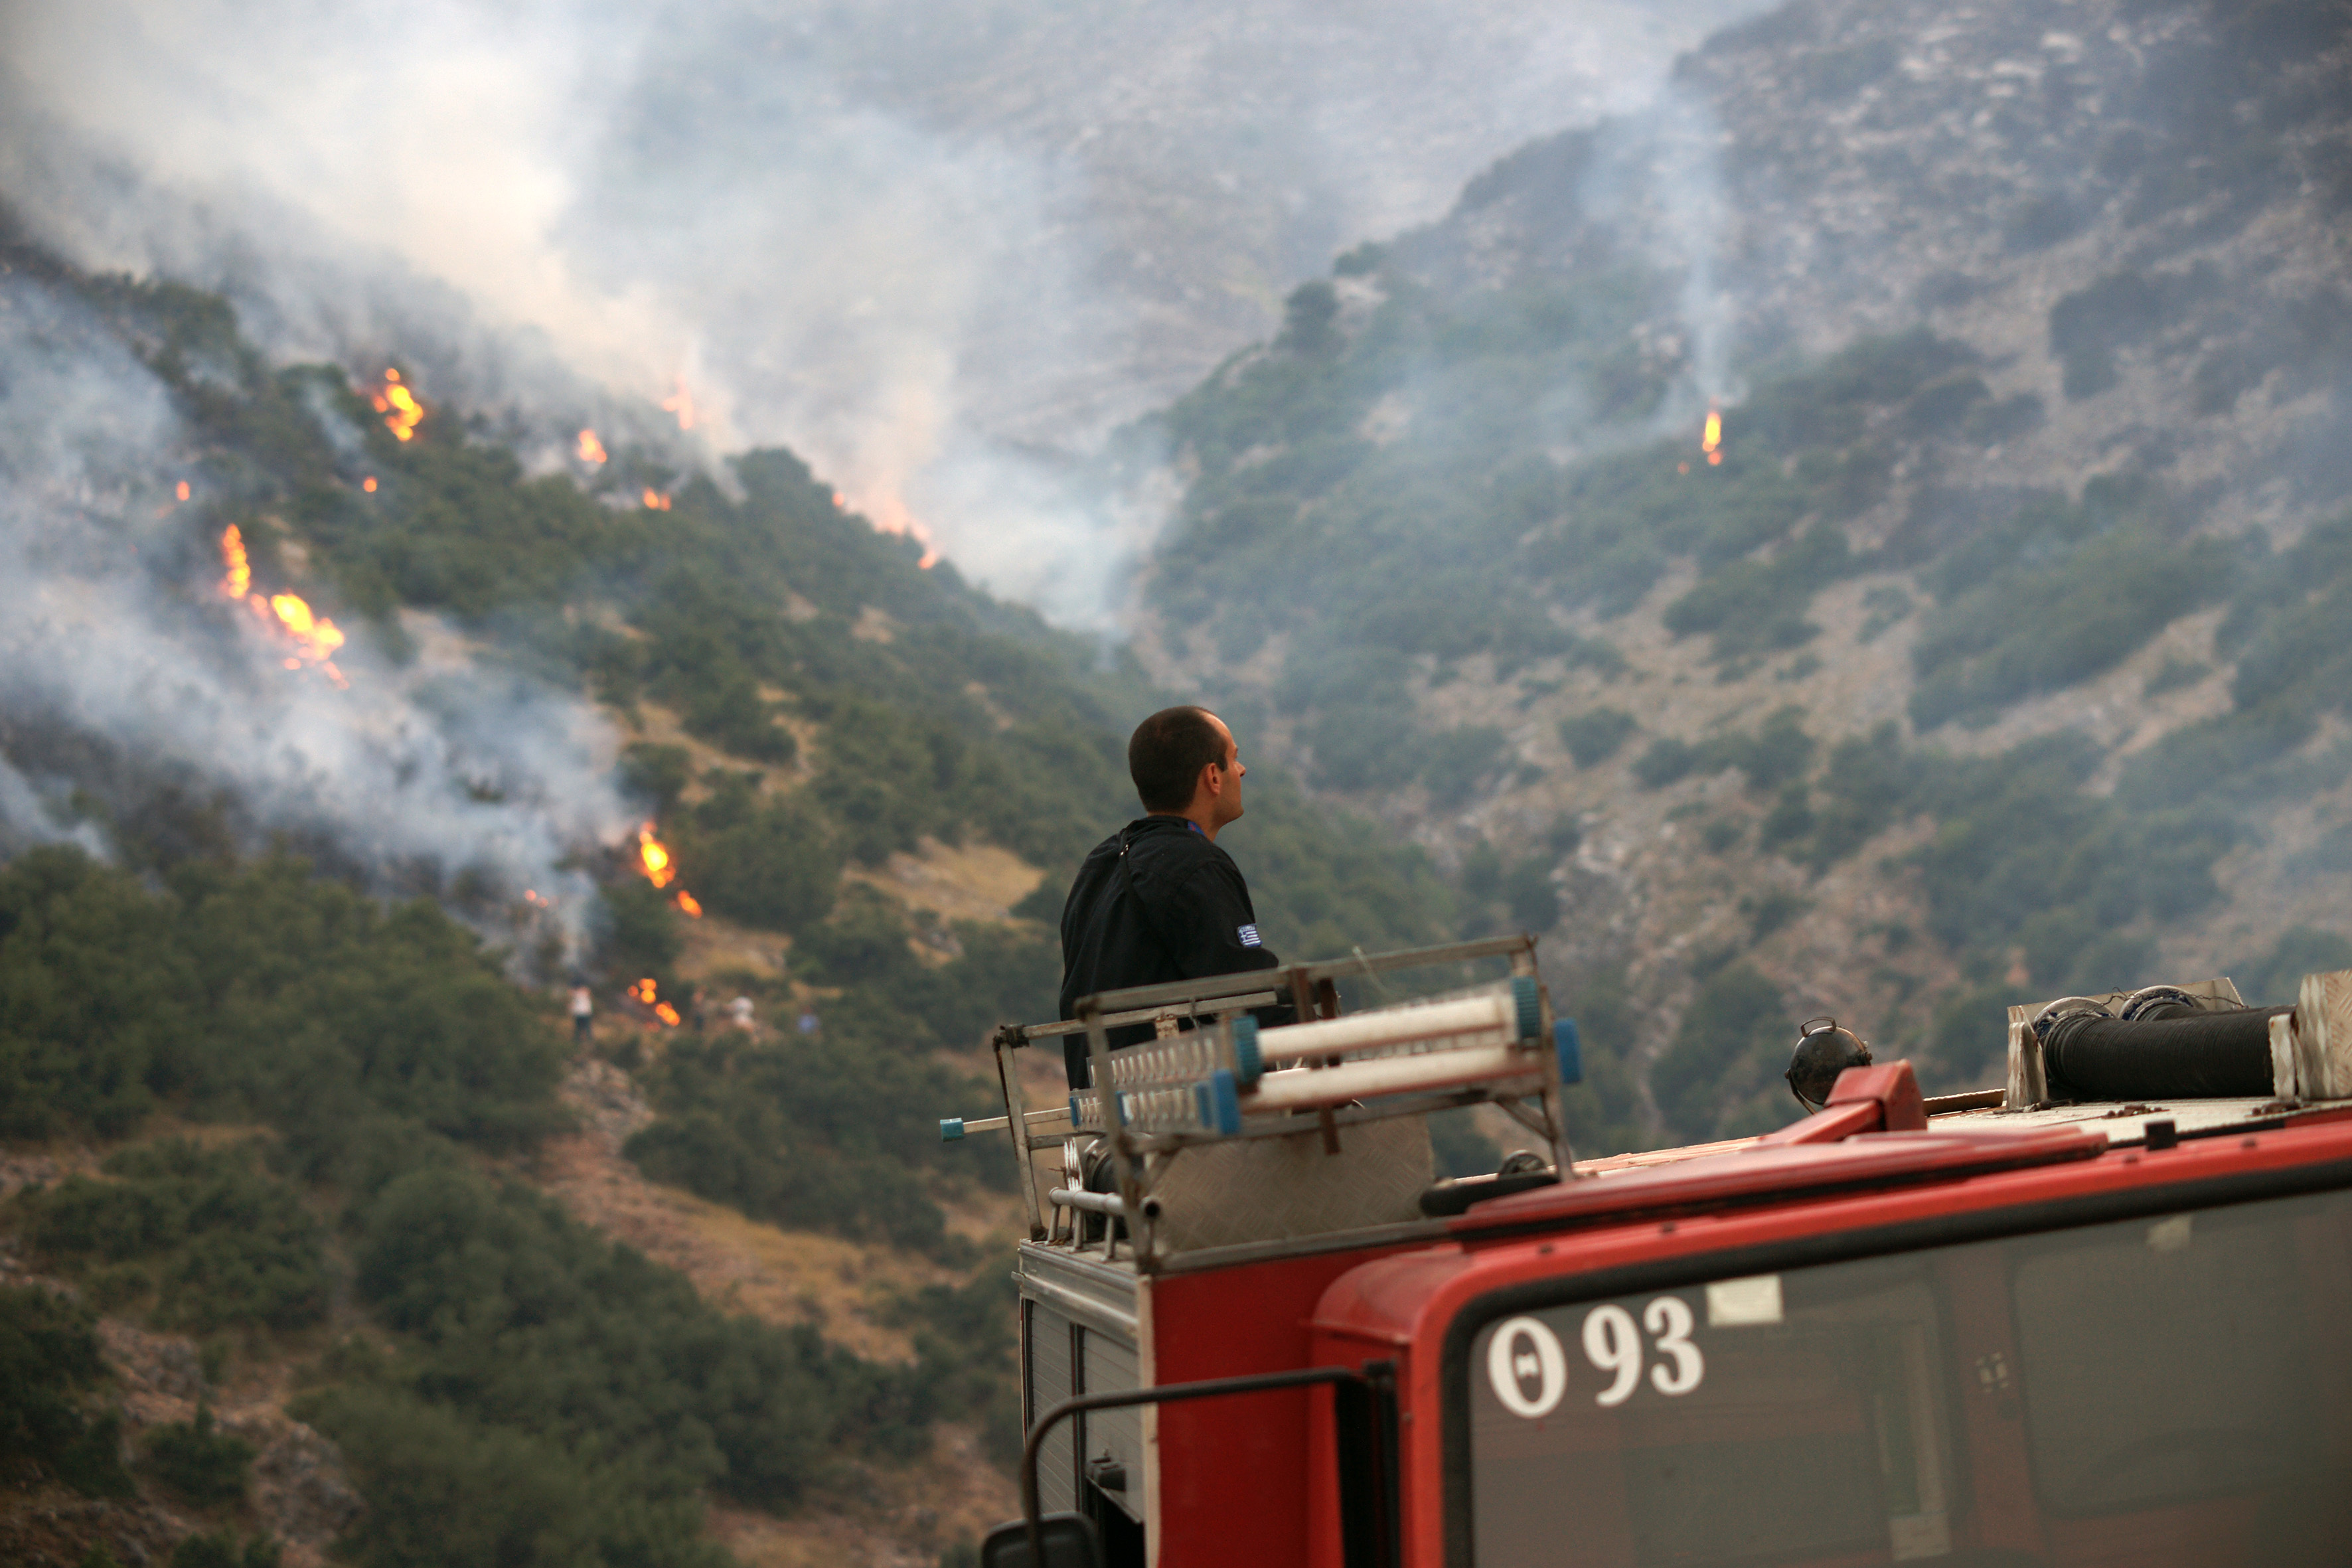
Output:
[
  {"xmin": 0, "ymin": 0, "xmax": 1764, "ymax": 627},
  {"xmin": 0, "ymin": 268, "xmax": 629, "ymax": 951}
]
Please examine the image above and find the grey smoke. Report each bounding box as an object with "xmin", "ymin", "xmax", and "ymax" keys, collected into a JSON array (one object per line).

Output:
[
  {"xmin": 0, "ymin": 0, "xmax": 1768, "ymax": 629},
  {"xmin": 0, "ymin": 270, "xmax": 630, "ymax": 948}
]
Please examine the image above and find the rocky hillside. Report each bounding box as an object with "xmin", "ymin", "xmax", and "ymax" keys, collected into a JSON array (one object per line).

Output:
[
  {"xmin": 0, "ymin": 215, "xmax": 1454, "ymax": 1567},
  {"xmin": 1125, "ymin": 0, "xmax": 2352, "ymax": 1148}
]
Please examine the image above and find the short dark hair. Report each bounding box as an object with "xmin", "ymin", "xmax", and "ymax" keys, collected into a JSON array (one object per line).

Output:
[{"xmin": 1129, "ymin": 707, "xmax": 1227, "ymax": 812}]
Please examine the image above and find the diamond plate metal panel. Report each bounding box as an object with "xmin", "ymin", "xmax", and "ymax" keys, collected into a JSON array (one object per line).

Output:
[{"xmin": 1144, "ymin": 1115, "xmax": 1434, "ymax": 1254}]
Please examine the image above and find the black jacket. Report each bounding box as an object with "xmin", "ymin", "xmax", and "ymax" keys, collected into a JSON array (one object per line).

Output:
[{"xmin": 1057, "ymin": 815, "xmax": 1291, "ymax": 1086}]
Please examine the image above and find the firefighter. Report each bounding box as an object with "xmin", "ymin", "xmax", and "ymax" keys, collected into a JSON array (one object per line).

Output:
[{"xmin": 1056, "ymin": 706, "xmax": 1293, "ymax": 1089}]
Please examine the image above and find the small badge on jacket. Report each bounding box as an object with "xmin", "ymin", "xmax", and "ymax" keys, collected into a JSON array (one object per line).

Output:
[{"xmin": 1237, "ymin": 923, "xmax": 1261, "ymax": 947}]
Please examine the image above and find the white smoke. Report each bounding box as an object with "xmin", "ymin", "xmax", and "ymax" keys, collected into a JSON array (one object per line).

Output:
[
  {"xmin": 0, "ymin": 271, "xmax": 629, "ymax": 949},
  {"xmin": 0, "ymin": 0, "xmax": 1766, "ymax": 631}
]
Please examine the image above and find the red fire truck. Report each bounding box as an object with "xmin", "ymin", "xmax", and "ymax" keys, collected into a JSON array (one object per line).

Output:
[{"xmin": 941, "ymin": 936, "xmax": 2352, "ymax": 1567}]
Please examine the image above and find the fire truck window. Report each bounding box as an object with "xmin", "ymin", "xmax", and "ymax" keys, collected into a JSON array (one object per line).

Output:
[
  {"xmin": 1460, "ymin": 1188, "xmax": 2352, "ymax": 1568},
  {"xmin": 2010, "ymin": 1197, "xmax": 2330, "ymax": 1515},
  {"xmin": 1466, "ymin": 1265, "xmax": 1954, "ymax": 1567}
]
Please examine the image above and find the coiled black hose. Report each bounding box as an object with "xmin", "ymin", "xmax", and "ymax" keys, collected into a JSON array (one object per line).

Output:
[{"xmin": 2039, "ymin": 1005, "xmax": 2292, "ymax": 1101}]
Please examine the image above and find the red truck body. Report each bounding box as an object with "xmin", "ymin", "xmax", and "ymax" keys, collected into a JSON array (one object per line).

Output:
[{"xmin": 980, "ymin": 947, "xmax": 2352, "ymax": 1567}]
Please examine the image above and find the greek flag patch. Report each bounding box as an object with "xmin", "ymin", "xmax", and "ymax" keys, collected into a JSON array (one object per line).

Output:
[{"xmin": 1237, "ymin": 923, "xmax": 1261, "ymax": 948}]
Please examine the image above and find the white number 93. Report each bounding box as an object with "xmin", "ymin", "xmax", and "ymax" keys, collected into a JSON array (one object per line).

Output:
[{"xmin": 1581, "ymin": 1296, "xmax": 1705, "ymax": 1407}]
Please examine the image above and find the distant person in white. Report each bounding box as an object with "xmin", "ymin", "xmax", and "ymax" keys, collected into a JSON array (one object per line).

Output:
[
  {"xmin": 728, "ymin": 995, "xmax": 756, "ymax": 1032},
  {"xmin": 568, "ymin": 983, "xmax": 593, "ymax": 1044}
]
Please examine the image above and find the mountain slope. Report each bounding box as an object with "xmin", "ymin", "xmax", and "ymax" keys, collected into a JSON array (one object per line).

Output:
[
  {"xmin": 0, "ymin": 218, "xmax": 1454, "ymax": 1566},
  {"xmin": 1123, "ymin": 0, "xmax": 2352, "ymax": 1146}
]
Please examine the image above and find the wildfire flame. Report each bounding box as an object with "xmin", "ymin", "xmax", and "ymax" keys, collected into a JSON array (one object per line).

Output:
[
  {"xmin": 847, "ymin": 488, "xmax": 939, "ymax": 570},
  {"xmin": 218, "ymin": 525, "xmax": 349, "ymax": 687},
  {"xmin": 1701, "ymin": 406, "xmax": 1723, "ymax": 467},
  {"xmin": 577, "ymin": 429, "xmax": 607, "ymax": 465},
  {"xmin": 218, "ymin": 524, "xmax": 251, "ymax": 599},
  {"xmin": 635, "ymin": 823, "xmax": 705, "ymax": 919},
  {"xmin": 628, "ymin": 976, "xmax": 681, "ymax": 1027},
  {"xmin": 642, "ymin": 489, "xmax": 672, "ymax": 510},
  {"xmin": 176, "ymin": 481, "xmax": 191, "ymax": 503},
  {"xmin": 362, "ymin": 477, "xmax": 378, "ymax": 493},
  {"xmin": 661, "ymin": 376, "xmax": 696, "ymax": 431},
  {"xmin": 637, "ymin": 823, "xmax": 676, "ymax": 888},
  {"xmin": 372, "ymin": 369, "xmax": 425, "ymax": 443},
  {"xmin": 271, "ymin": 593, "xmax": 346, "ymax": 665}
]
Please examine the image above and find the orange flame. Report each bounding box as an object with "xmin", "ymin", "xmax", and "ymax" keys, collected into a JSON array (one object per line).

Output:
[
  {"xmin": 642, "ymin": 489, "xmax": 672, "ymax": 510},
  {"xmin": 218, "ymin": 524, "xmax": 251, "ymax": 599},
  {"xmin": 363, "ymin": 477, "xmax": 378, "ymax": 493},
  {"xmin": 661, "ymin": 376, "xmax": 696, "ymax": 431},
  {"xmin": 220, "ymin": 526, "xmax": 348, "ymax": 685},
  {"xmin": 848, "ymin": 488, "xmax": 939, "ymax": 569},
  {"xmin": 271, "ymin": 592, "xmax": 347, "ymax": 665},
  {"xmin": 1701, "ymin": 406, "xmax": 1723, "ymax": 466},
  {"xmin": 674, "ymin": 889, "xmax": 702, "ymax": 917},
  {"xmin": 627, "ymin": 976, "xmax": 681, "ymax": 1027},
  {"xmin": 637, "ymin": 823, "xmax": 676, "ymax": 888},
  {"xmin": 372, "ymin": 369, "xmax": 425, "ymax": 442},
  {"xmin": 577, "ymin": 430, "xmax": 607, "ymax": 464},
  {"xmin": 176, "ymin": 481, "xmax": 191, "ymax": 503}
]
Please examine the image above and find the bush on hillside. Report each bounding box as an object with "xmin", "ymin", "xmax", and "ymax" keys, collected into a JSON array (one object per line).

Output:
[
  {"xmin": 0, "ymin": 848, "xmax": 567, "ymax": 1174},
  {"xmin": 301, "ymin": 1387, "xmax": 720, "ymax": 1568},
  {"xmin": 144, "ymin": 1405, "xmax": 254, "ymax": 1506},
  {"xmin": 24, "ymin": 1140, "xmax": 330, "ymax": 1332},
  {"xmin": 1633, "ymin": 738, "xmax": 1700, "ymax": 789},
  {"xmin": 625, "ymin": 1028, "xmax": 988, "ymax": 1251},
  {"xmin": 350, "ymin": 1164, "xmax": 929, "ymax": 1501},
  {"xmin": 0, "ymin": 1285, "xmax": 133, "ymax": 1498},
  {"xmin": 169, "ymin": 1534, "xmax": 280, "ymax": 1568},
  {"xmin": 674, "ymin": 794, "xmax": 839, "ymax": 934},
  {"xmin": 1558, "ymin": 708, "xmax": 1638, "ymax": 768},
  {"xmin": 2234, "ymin": 926, "xmax": 2352, "ymax": 1007},
  {"xmin": 1651, "ymin": 963, "xmax": 1794, "ymax": 1145}
]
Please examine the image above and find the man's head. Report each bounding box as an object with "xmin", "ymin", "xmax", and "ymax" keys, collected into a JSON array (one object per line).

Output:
[{"xmin": 1129, "ymin": 706, "xmax": 1245, "ymax": 835}]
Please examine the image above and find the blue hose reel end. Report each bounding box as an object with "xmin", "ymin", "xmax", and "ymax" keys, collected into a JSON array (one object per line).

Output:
[
  {"xmin": 1554, "ymin": 1018, "xmax": 1583, "ymax": 1085},
  {"xmin": 1513, "ymin": 975, "xmax": 1542, "ymax": 1042},
  {"xmin": 939, "ymin": 1117, "xmax": 965, "ymax": 1142},
  {"xmin": 1231, "ymin": 1015, "xmax": 1263, "ymax": 1085},
  {"xmin": 1191, "ymin": 1069, "xmax": 1243, "ymax": 1136}
]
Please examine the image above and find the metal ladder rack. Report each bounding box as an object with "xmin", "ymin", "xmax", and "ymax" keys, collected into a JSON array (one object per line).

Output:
[{"xmin": 957, "ymin": 934, "xmax": 1583, "ymax": 1270}]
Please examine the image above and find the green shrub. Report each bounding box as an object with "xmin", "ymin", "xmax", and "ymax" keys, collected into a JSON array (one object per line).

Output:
[
  {"xmin": 813, "ymin": 701, "xmax": 965, "ymax": 864},
  {"xmin": 1662, "ymin": 528, "xmax": 1852, "ymax": 661},
  {"xmin": 144, "ymin": 1404, "xmax": 254, "ymax": 1506},
  {"xmin": 1720, "ymin": 707, "xmax": 1816, "ymax": 794},
  {"xmin": 625, "ymin": 1027, "xmax": 987, "ymax": 1250},
  {"xmin": 1502, "ymin": 860, "xmax": 1561, "ymax": 934},
  {"xmin": 1422, "ymin": 727, "xmax": 1508, "ymax": 807},
  {"xmin": 0, "ymin": 1285, "xmax": 133, "ymax": 1497},
  {"xmin": 2233, "ymin": 927, "xmax": 2352, "ymax": 1006},
  {"xmin": 678, "ymin": 797, "xmax": 840, "ymax": 933},
  {"xmin": 1633, "ymin": 738, "xmax": 1700, "ymax": 789},
  {"xmin": 596, "ymin": 878, "xmax": 682, "ymax": 991},
  {"xmin": 616, "ymin": 745, "xmax": 692, "ymax": 814},
  {"xmin": 351, "ymin": 1164, "xmax": 901, "ymax": 1503},
  {"xmin": 168, "ymin": 1532, "xmax": 279, "ymax": 1568},
  {"xmin": 1429, "ymin": 1109, "xmax": 1504, "ymax": 1178},
  {"xmin": 1652, "ymin": 964, "xmax": 1794, "ymax": 1144},
  {"xmin": 301, "ymin": 1387, "xmax": 718, "ymax": 1568},
  {"xmin": 1907, "ymin": 480, "xmax": 2238, "ymax": 729},
  {"xmin": 1558, "ymin": 708, "xmax": 1638, "ymax": 768},
  {"xmin": 25, "ymin": 1140, "xmax": 330, "ymax": 1333},
  {"xmin": 1551, "ymin": 968, "xmax": 1649, "ymax": 1158}
]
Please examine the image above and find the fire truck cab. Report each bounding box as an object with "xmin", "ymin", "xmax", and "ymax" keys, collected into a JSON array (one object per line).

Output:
[{"xmin": 945, "ymin": 938, "xmax": 2352, "ymax": 1568}]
